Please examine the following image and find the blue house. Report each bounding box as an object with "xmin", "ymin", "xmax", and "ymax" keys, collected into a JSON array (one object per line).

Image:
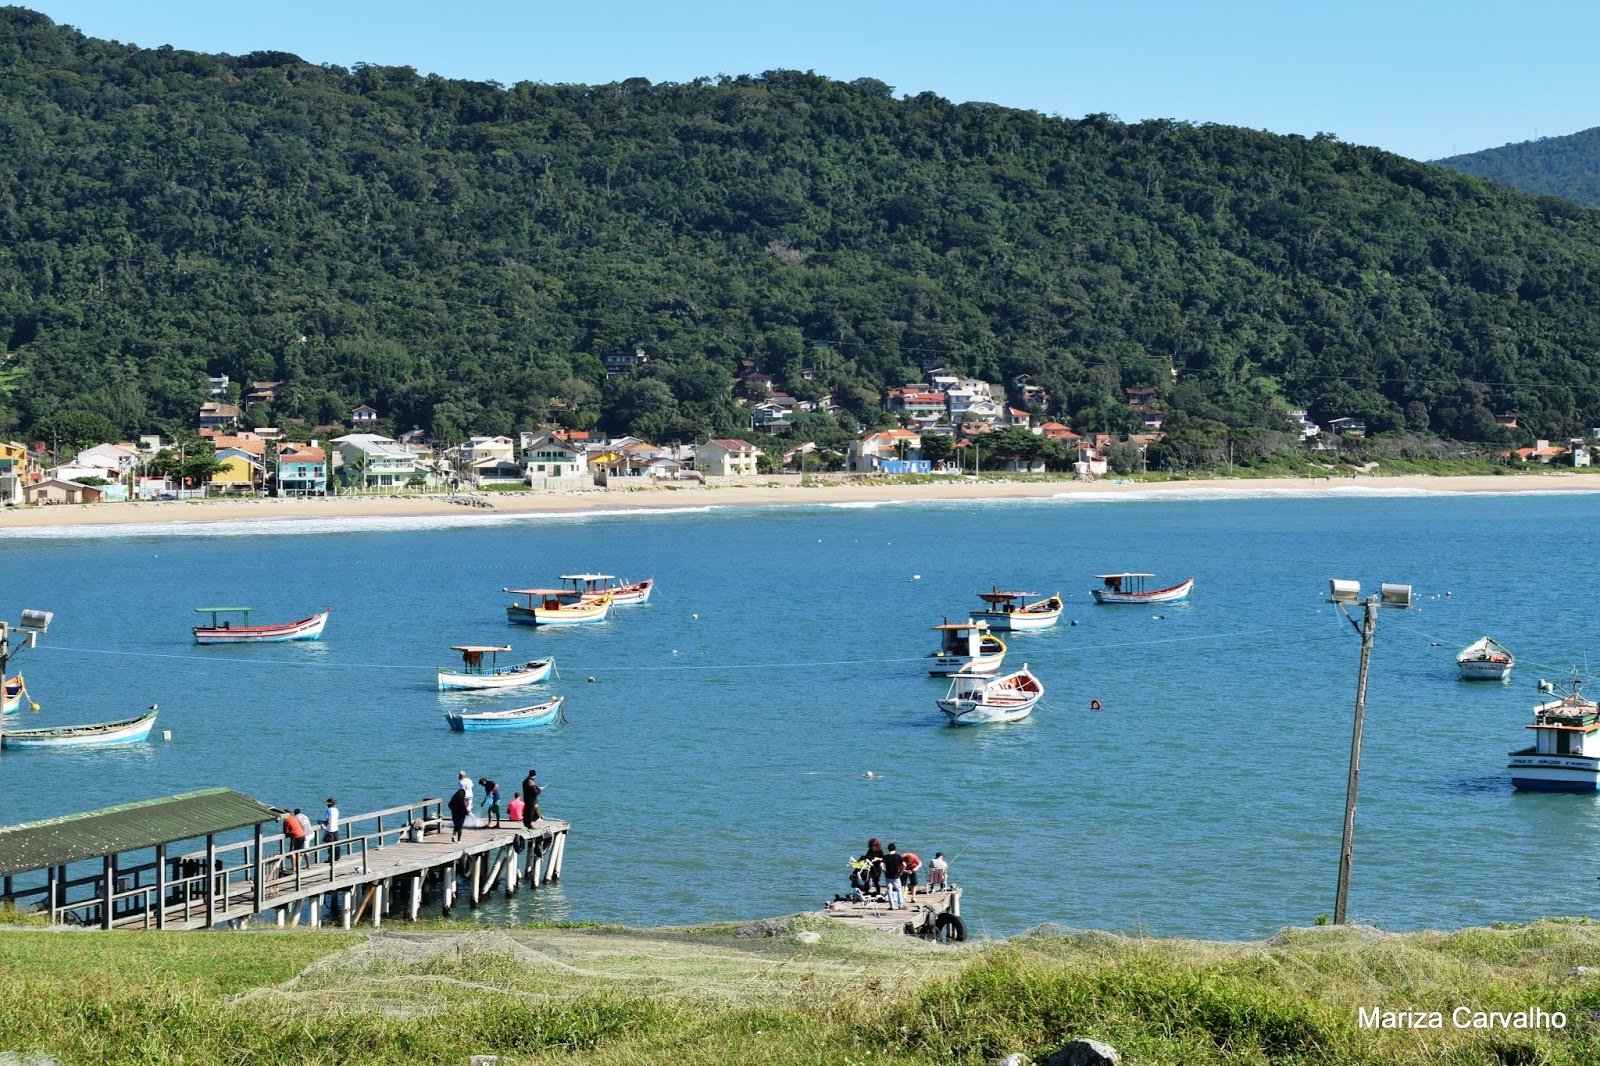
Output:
[{"xmin": 275, "ymin": 443, "xmax": 328, "ymax": 497}]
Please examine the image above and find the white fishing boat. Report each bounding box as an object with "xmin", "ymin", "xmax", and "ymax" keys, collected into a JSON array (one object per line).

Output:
[
  {"xmin": 937, "ymin": 664, "xmax": 1044, "ymax": 726},
  {"xmin": 503, "ymin": 588, "xmax": 614, "ymax": 627},
  {"xmin": 972, "ymin": 587, "xmax": 1063, "ymax": 631},
  {"xmin": 559, "ymin": 573, "xmax": 654, "ymax": 605},
  {"xmin": 437, "ymin": 645, "xmax": 556, "ymax": 691},
  {"xmin": 2, "ymin": 675, "xmax": 26, "ymax": 714},
  {"xmin": 1457, "ymin": 636, "xmax": 1514, "ymax": 681},
  {"xmin": 193, "ymin": 606, "xmax": 330, "ymax": 643},
  {"xmin": 445, "ymin": 695, "xmax": 564, "ymax": 732},
  {"xmin": 1509, "ymin": 677, "xmax": 1600, "ymax": 791},
  {"xmin": 1, "ymin": 705, "xmax": 158, "ymax": 750},
  {"xmin": 1091, "ymin": 573, "xmax": 1194, "ymax": 605},
  {"xmin": 927, "ymin": 618, "xmax": 1006, "ymax": 676}
]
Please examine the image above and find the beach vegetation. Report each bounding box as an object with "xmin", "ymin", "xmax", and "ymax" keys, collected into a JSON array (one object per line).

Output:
[{"xmin": 5, "ymin": 920, "xmax": 1600, "ymax": 1064}]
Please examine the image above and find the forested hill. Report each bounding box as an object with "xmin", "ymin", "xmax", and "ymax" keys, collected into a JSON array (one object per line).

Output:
[
  {"xmin": 5, "ymin": 8, "xmax": 1600, "ymax": 450},
  {"xmin": 1433, "ymin": 128, "xmax": 1600, "ymax": 209}
]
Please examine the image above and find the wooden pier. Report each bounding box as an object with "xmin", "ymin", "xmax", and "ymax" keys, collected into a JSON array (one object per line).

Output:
[
  {"xmin": 0, "ymin": 790, "xmax": 570, "ymax": 931},
  {"xmin": 821, "ymin": 885, "xmax": 965, "ymax": 940}
]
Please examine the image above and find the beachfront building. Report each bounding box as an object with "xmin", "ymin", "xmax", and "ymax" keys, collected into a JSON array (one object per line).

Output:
[
  {"xmin": 0, "ymin": 441, "xmax": 40, "ymax": 505},
  {"xmin": 695, "ymin": 439, "xmax": 760, "ymax": 478},
  {"xmin": 331, "ymin": 434, "xmax": 424, "ymax": 493},
  {"xmin": 846, "ymin": 428, "xmax": 922, "ymax": 472},
  {"xmin": 210, "ymin": 448, "xmax": 263, "ymax": 494},
  {"xmin": 520, "ymin": 430, "xmax": 586, "ymax": 488},
  {"xmin": 24, "ymin": 478, "xmax": 104, "ymax": 505},
  {"xmin": 886, "ymin": 387, "xmax": 947, "ymax": 422},
  {"xmin": 73, "ymin": 443, "xmax": 140, "ymax": 477},
  {"xmin": 449, "ymin": 436, "xmax": 522, "ymax": 486},
  {"xmin": 275, "ymin": 443, "xmax": 327, "ymax": 496}
]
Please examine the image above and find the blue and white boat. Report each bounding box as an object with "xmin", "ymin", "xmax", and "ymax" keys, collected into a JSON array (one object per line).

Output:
[
  {"xmin": 446, "ymin": 696, "xmax": 564, "ymax": 732},
  {"xmin": 438, "ymin": 645, "xmax": 555, "ymax": 691},
  {"xmin": 503, "ymin": 588, "xmax": 614, "ymax": 627},
  {"xmin": 1, "ymin": 705, "xmax": 158, "ymax": 750},
  {"xmin": 1509, "ymin": 679, "xmax": 1600, "ymax": 791}
]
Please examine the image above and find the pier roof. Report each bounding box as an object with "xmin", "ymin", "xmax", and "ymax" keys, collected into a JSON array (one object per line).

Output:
[{"xmin": 0, "ymin": 788, "xmax": 280, "ymax": 876}]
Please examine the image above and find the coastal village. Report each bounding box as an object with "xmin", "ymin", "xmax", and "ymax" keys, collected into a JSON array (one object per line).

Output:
[{"xmin": 11, "ymin": 355, "xmax": 1575, "ymax": 507}]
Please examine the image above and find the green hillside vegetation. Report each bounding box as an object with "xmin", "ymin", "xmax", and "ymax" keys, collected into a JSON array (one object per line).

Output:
[
  {"xmin": 1434, "ymin": 128, "xmax": 1600, "ymax": 209},
  {"xmin": 5, "ymin": 919, "xmax": 1600, "ymax": 1064},
  {"xmin": 4, "ymin": 8, "xmax": 1600, "ymax": 459}
]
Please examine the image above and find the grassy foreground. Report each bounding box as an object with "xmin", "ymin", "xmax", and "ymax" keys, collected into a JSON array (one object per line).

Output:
[{"xmin": 4, "ymin": 917, "xmax": 1600, "ymax": 1064}]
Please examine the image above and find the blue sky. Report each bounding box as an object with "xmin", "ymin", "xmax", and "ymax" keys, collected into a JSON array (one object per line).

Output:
[{"xmin": 23, "ymin": 0, "xmax": 1600, "ymax": 161}]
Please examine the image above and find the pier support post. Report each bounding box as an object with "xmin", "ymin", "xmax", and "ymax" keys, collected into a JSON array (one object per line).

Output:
[
  {"xmin": 100, "ymin": 854, "xmax": 114, "ymax": 930},
  {"xmin": 155, "ymin": 843, "xmax": 167, "ymax": 930},
  {"xmin": 204, "ymin": 834, "xmax": 217, "ymax": 928},
  {"xmin": 442, "ymin": 864, "xmax": 457, "ymax": 917},
  {"xmin": 309, "ymin": 895, "xmax": 322, "ymax": 929},
  {"xmin": 409, "ymin": 873, "xmax": 422, "ymax": 921},
  {"xmin": 340, "ymin": 890, "xmax": 352, "ymax": 930},
  {"xmin": 276, "ymin": 906, "xmax": 285, "ymax": 927},
  {"xmin": 550, "ymin": 831, "xmax": 566, "ymax": 881},
  {"xmin": 470, "ymin": 856, "xmax": 482, "ymax": 908},
  {"xmin": 252, "ymin": 824, "xmax": 264, "ymax": 913},
  {"xmin": 505, "ymin": 849, "xmax": 517, "ymax": 896},
  {"xmin": 372, "ymin": 881, "xmax": 383, "ymax": 928}
]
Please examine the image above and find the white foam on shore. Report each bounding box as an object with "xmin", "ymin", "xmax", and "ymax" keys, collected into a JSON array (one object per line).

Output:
[
  {"xmin": 1052, "ymin": 484, "xmax": 1600, "ymax": 503},
  {"xmin": 0, "ymin": 505, "xmax": 718, "ymax": 540}
]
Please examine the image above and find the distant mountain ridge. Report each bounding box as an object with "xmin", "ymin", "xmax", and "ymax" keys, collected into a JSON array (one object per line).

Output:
[{"xmin": 1433, "ymin": 128, "xmax": 1600, "ymax": 208}]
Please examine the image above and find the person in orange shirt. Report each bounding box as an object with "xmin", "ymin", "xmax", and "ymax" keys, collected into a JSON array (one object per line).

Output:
[{"xmin": 281, "ymin": 809, "xmax": 307, "ymax": 871}]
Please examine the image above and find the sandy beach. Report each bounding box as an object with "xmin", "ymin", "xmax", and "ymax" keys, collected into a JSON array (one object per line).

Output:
[{"xmin": 5, "ymin": 471, "xmax": 1600, "ymax": 530}]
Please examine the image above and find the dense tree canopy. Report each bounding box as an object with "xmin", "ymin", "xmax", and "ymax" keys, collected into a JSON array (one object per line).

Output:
[
  {"xmin": 1434, "ymin": 128, "xmax": 1600, "ymax": 209},
  {"xmin": 2, "ymin": 8, "xmax": 1600, "ymax": 447}
]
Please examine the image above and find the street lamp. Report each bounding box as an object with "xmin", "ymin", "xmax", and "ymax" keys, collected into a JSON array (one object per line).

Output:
[
  {"xmin": 1326, "ymin": 578, "xmax": 1412, "ymax": 924},
  {"xmin": 0, "ymin": 609, "xmax": 53, "ymax": 691}
]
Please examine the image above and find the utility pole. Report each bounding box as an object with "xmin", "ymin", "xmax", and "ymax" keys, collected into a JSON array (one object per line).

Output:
[
  {"xmin": 1326, "ymin": 579, "xmax": 1411, "ymax": 925},
  {"xmin": 1334, "ymin": 594, "xmax": 1376, "ymax": 925},
  {"xmin": 0, "ymin": 610, "xmax": 54, "ymax": 712}
]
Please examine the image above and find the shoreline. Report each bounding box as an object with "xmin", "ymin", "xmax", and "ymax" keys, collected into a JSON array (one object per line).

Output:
[{"xmin": 4, "ymin": 471, "xmax": 1600, "ymax": 530}]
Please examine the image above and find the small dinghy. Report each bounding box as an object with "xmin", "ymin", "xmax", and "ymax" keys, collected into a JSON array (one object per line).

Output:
[
  {"xmin": 1457, "ymin": 636, "xmax": 1514, "ymax": 681},
  {"xmin": 445, "ymin": 696, "xmax": 564, "ymax": 732},
  {"xmin": 2, "ymin": 705, "xmax": 158, "ymax": 750}
]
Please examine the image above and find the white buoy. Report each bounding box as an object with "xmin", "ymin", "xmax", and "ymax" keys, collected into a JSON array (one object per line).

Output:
[
  {"xmin": 692, "ymin": 613, "xmax": 699, "ymax": 619},
  {"xmin": 913, "ymin": 575, "xmax": 921, "ymax": 580},
  {"xmin": 162, "ymin": 730, "xmax": 171, "ymax": 741}
]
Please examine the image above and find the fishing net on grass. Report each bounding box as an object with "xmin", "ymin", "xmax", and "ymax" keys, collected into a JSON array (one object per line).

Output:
[{"xmin": 237, "ymin": 924, "xmax": 951, "ymax": 1014}]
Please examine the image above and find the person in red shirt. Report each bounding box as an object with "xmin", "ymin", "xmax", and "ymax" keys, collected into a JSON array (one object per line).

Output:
[
  {"xmin": 900, "ymin": 851, "xmax": 922, "ymax": 896},
  {"xmin": 507, "ymin": 791, "xmax": 526, "ymax": 826},
  {"xmin": 281, "ymin": 809, "xmax": 307, "ymax": 872}
]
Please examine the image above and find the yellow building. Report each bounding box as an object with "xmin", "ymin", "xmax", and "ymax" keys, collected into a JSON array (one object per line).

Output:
[{"xmin": 211, "ymin": 448, "xmax": 262, "ymax": 493}]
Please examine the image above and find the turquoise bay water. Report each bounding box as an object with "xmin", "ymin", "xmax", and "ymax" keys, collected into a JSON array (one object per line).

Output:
[{"xmin": 1, "ymin": 487, "xmax": 1598, "ymax": 939}]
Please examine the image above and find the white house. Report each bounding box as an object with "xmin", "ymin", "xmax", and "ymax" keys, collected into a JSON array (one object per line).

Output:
[
  {"xmin": 520, "ymin": 431, "xmax": 586, "ymax": 485},
  {"xmin": 453, "ymin": 436, "xmax": 521, "ymax": 486},
  {"xmin": 72, "ymin": 443, "xmax": 140, "ymax": 476},
  {"xmin": 846, "ymin": 429, "xmax": 922, "ymax": 472},
  {"xmin": 330, "ymin": 434, "xmax": 423, "ymax": 492},
  {"xmin": 351, "ymin": 405, "xmax": 379, "ymax": 425},
  {"xmin": 695, "ymin": 439, "xmax": 760, "ymax": 477}
]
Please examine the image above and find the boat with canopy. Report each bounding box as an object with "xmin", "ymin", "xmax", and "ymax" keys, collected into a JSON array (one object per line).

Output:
[
  {"xmin": 559, "ymin": 573, "xmax": 654, "ymax": 605},
  {"xmin": 1090, "ymin": 573, "xmax": 1194, "ymax": 605},
  {"xmin": 438, "ymin": 646, "xmax": 556, "ymax": 691},
  {"xmin": 927, "ymin": 618, "xmax": 1006, "ymax": 676},
  {"xmin": 972, "ymin": 587, "xmax": 1063, "ymax": 631},
  {"xmin": 1509, "ymin": 677, "xmax": 1600, "ymax": 791},
  {"xmin": 193, "ymin": 606, "xmax": 330, "ymax": 643},
  {"xmin": 503, "ymin": 589, "xmax": 614, "ymax": 627}
]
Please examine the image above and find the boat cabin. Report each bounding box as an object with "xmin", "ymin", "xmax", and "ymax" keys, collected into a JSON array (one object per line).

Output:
[
  {"xmin": 1095, "ymin": 573, "xmax": 1156, "ymax": 594},
  {"xmin": 1525, "ymin": 690, "xmax": 1600, "ymax": 758},
  {"xmin": 975, "ymin": 588, "xmax": 1036, "ymax": 615},
  {"xmin": 503, "ymin": 588, "xmax": 582, "ymax": 611},
  {"xmin": 195, "ymin": 607, "xmax": 253, "ymax": 630},
  {"xmin": 450, "ymin": 645, "xmax": 513, "ymax": 674},
  {"xmin": 559, "ymin": 573, "xmax": 616, "ymax": 598}
]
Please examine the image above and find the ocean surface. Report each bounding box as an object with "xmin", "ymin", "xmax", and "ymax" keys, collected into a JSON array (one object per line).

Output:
[{"xmin": 2, "ymin": 486, "xmax": 1598, "ymax": 940}]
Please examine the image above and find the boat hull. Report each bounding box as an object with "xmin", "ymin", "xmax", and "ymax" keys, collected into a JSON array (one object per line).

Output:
[
  {"xmin": 974, "ymin": 597, "xmax": 1063, "ymax": 631},
  {"xmin": 610, "ymin": 580, "xmax": 652, "ymax": 605},
  {"xmin": 938, "ymin": 695, "xmax": 1039, "ymax": 725},
  {"xmin": 1509, "ymin": 751, "xmax": 1600, "ymax": 792},
  {"xmin": 505, "ymin": 600, "xmax": 612, "ymax": 626},
  {"xmin": 2, "ymin": 709, "xmax": 157, "ymax": 750},
  {"xmin": 438, "ymin": 658, "xmax": 554, "ymax": 691},
  {"xmin": 446, "ymin": 697, "xmax": 562, "ymax": 731},
  {"xmin": 1459, "ymin": 661, "xmax": 1513, "ymax": 681},
  {"xmin": 1091, "ymin": 577, "xmax": 1194, "ymax": 604},
  {"xmin": 194, "ymin": 609, "xmax": 329, "ymax": 644}
]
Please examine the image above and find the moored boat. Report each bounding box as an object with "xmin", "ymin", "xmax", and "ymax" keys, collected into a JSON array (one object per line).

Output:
[
  {"xmin": 503, "ymin": 589, "xmax": 614, "ymax": 627},
  {"xmin": 2, "ymin": 675, "xmax": 26, "ymax": 714},
  {"xmin": 1091, "ymin": 573, "xmax": 1194, "ymax": 605},
  {"xmin": 973, "ymin": 587, "xmax": 1063, "ymax": 631},
  {"xmin": 438, "ymin": 646, "xmax": 556, "ymax": 691},
  {"xmin": 1458, "ymin": 636, "xmax": 1514, "ymax": 681},
  {"xmin": 559, "ymin": 573, "xmax": 654, "ymax": 605},
  {"xmin": 937, "ymin": 665, "xmax": 1044, "ymax": 726},
  {"xmin": 1509, "ymin": 678, "xmax": 1600, "ymax": 791},
  {"xmin": 1, "ymin": 705, "xmax": 158, "ymax": 750},
  {"xmin": 927, "ymin": 618, "xmax": 1007, "ymax": 676},
  {"xmin": 193, "ymin": 606, "xmax": 330, "ymax": 644},
  {"xmin": 446, "ymin": 695, "xmax": 564, "ymax": 732}
]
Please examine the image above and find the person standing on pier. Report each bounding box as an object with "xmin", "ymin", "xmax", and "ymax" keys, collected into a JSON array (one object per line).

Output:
[
  {"xmin": 320, "ymin": 798, "xmax": 341, "ymax": 858},
  {"xmin": 448, "ymin": 786, "xmax": 469, "ymax": 842},
  {"xmin": 458, "ymin": 772, "xmax": 474, "ymax": 816},
  {"xmin": 882, "ymin": 844, "xmax": 905, "ymax": 909},
  {"xmin": 281, "ymin": 809, "xmax": 306, "ymax": 871},
  {"xmin": 521, "ymin": 769, "xmax": 542, "ymax": 826},
  {"xmin": 480, "ymin": 778, "xmax": 501, "ymax": 828}
]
